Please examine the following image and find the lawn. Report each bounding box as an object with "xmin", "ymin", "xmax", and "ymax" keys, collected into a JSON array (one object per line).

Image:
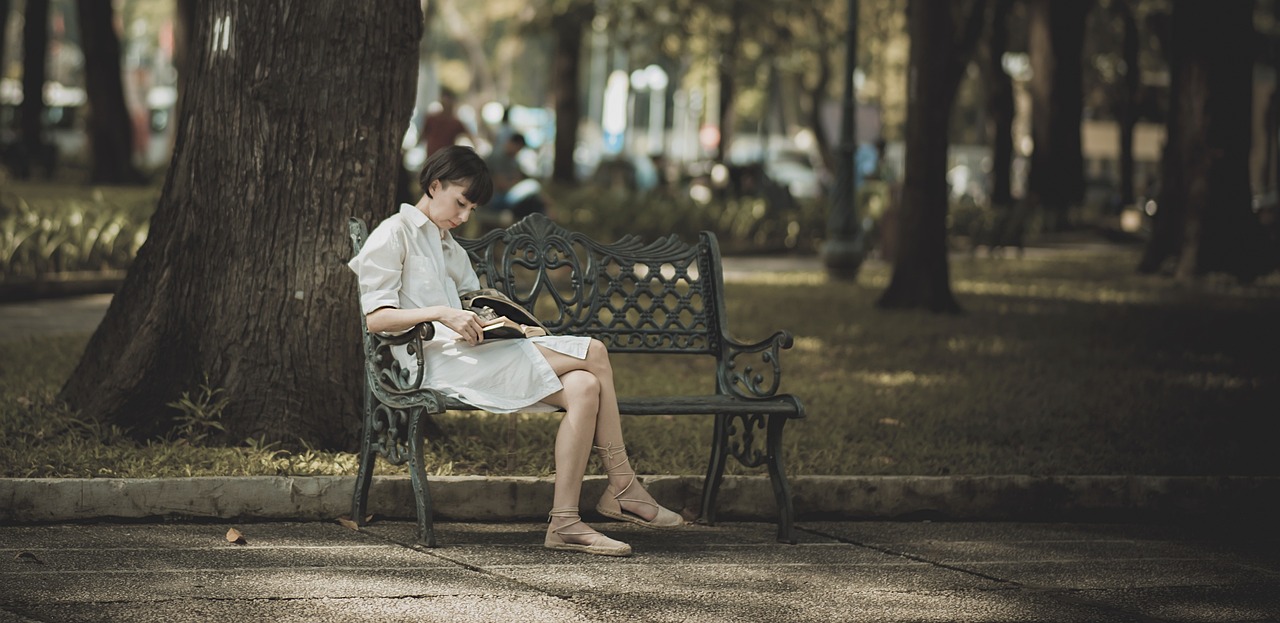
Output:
[{"xmin": 3, "ymin": 243, "xmax": 1278, "ymax": 478}]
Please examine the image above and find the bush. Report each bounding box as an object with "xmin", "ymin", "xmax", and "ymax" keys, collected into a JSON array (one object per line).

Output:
[{"xmin": 0, "ymin": 185, "xmax": 157, "ymax": 280}]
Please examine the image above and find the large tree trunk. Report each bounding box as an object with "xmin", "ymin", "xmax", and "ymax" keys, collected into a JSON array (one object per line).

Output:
[
  {"xmin": 1026, "ymin": 0, "xmax": 1090, "ymax": 228},
  {"xmin": 18, "ymin": 0, "xmax": 49, "ymax": 180},
  {"xmin": 981, "ymin": 0, "xmax": 1015, "ymax": 207},
  {"xmin": 1139, "ymin": 0, "xmax": 1273, "ymax": 280},
  {"xmin": 877, "ymin": 0, "xmax": 987, "ymax": 313},
  {"xmin": 1115, "ymin": 0, "xmax": 1139, "ymax": 207},
  {"xmin": 552, "ymin": 3, "xmax": 591, "ymax": 185},
  {"xmin": 60, "ymin": 1, "xmax": 422, "ymax": 449},
  {"xmin": 77, "ymin": 0, "xmax": 145, "ymax": 185}
]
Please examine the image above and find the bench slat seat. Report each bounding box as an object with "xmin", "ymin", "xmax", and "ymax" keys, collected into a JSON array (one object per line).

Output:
[{"xmin": 348, "ymin": 214, "xmax": 804, "ymax": 548}]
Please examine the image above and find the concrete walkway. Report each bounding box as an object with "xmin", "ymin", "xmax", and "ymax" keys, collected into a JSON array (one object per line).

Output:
[{"xmin": 2, "ymin": 519, "xmax": 1277, "ymax": 622}]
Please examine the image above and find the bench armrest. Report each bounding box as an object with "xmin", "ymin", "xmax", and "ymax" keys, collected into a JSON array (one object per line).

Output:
[
  {"xmin": 718, "ymin": 329, "xmax": 794, "ymax": 399},
  {"xmin": 364, "ymin": 322, "xmax": 447, "ymax": 411}
]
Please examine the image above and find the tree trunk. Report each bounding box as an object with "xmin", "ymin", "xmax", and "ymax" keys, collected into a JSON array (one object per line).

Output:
[
  {"xmin": 552, "ymin": 3, "xmax": 591, "ymax": 185},
  {"xmin": 172, "ymin": 0, "xmax": 194, "ymax": 131},
  {"xmin": 77, "ymin": 0, "xmax": 145, "ymax": 185},
  {"xmin": 982, "ymin": 0, "xmax": 1015, "ymax": 207},
  {"xmin": 18, "ymin": 0, "xmax": 49, "ymax": 180},
  {"xmin": 877, "ymin": 0, "xmax": 987, "ymax": 313},
  {"xmin": 1116, "ymin": 0, "xmax": 1139, "ymax": 207},
  {"xmin": 0, "ymin": 2, "xmax": 10, "ymax": 90},
  {"xmin": 715, "ymin": 0, "xmax": 743, "ymax": 164},
  {"xmin": 60, "ymin": 1, "xmax": 422, "ymax": 449},
  {"xmin": 1026, "ymin": 0, "xmax": 1090, "ymax": 228},
  {"xmin": 1140, "ymin": 0, "xmax": 1273, "ymax": 280}
]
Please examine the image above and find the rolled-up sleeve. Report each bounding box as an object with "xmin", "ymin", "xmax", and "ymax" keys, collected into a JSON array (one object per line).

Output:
[{"xmin": 347, "ymin": 224, "xmax": 404, "ymax": 315}]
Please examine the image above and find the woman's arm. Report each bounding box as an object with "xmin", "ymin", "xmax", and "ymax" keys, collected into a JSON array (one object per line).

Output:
[{"xmin": 366, "ymin": 305, "xmax": 487, "ymax": 345}]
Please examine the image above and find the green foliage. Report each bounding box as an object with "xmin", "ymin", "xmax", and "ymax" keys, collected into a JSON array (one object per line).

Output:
[
  {"xmin": 543, "ymin": 185, "xmax": 828, "ymax": 255},
  {"xmin": 165, "ymin": 377, "xmax": 230, "ymax": 446},
  {"xmin": 0, "ymin": 185, "xmax": 157, "ymax": 280}
]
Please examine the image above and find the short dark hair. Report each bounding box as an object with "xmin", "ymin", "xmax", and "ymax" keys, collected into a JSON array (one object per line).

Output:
[{"xmin": 419, "ymin": 145, "xmax": 493, "ymax": 206}]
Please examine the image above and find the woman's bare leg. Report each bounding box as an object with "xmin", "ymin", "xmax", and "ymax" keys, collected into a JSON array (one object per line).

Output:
[
  {"xmin": 536, "ymin": 341, "xmax": 663, "ymax": 521},
  {"xmin": 539, "ymin": 370, "xmax": 604, "ymax": 542}
]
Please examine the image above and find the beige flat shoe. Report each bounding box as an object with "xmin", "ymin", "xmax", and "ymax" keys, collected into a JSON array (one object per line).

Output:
[
  {"xmin": 544, "ymin": 507, "xmax": 632, "ymax": 557},
  {"xmin": 593, "ymin": 443, "xmax": 685, "ymax": 530}
]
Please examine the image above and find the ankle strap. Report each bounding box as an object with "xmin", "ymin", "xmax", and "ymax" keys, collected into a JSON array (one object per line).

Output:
[
  {"xmin": 592, "ymin": 443, "xmax": 632, "ymax": 474},
  {"xmin": 548, "ymin": 506, "xmax": 580, "ymax": 518}
]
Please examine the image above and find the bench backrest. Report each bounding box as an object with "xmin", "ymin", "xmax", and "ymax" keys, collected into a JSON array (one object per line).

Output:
[{"xmin": 456, "ymin": 214, "xmax": 727, "ymax": 356}]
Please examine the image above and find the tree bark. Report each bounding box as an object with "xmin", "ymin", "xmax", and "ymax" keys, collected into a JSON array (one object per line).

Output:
[
  {"xmin": 60, "ymin": 0, "xmax": 422, "ymax": 449},
  {"xmin": 1139, "ymin": 0, "xmax": 1274, "ymax": 280},
  {"xmin": 552, "ymin": 3, "xmax": 591, "ymax": 185},
  {"xmin": 981, "ymin": 0, "xmax": 1015, "ymax": 207},
  {"xmin": 77, "ymin": 0, "xmax": 145, "ymax": 185},
  {"xmin": 1026, "ymin": 0, "xmax": 1090, "ymax": 228},
  {"xmin": 18, "ymin": 0, "xmax": 50, "ymax": 180},
  {"xmin": 877, "ymin": 0, "xmax": 987, "ymax": 314}
]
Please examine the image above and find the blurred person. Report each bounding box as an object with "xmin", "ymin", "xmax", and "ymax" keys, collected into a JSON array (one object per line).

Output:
[
  {"xmin": 420, "ymin": 89, "xmax": 473, "ymax": 156},
  {"xmin": 483, "ymin": 133, "xmax": 548, "ymax": 225},
  {"xmin": 348, "ymin": 147, "xmax": 682, "ymax": 557}
]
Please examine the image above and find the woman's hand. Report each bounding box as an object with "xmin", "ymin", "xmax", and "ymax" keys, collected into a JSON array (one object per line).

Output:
[{"xmin": 438, "ymin": 307, "xmax": 485, "ymax": 345}]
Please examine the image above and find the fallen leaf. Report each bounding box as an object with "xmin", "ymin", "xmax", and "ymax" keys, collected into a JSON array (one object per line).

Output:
[
  {"xmin": 14, "ymin": 552, "xmax": 42, "ymax": 564},
  {"xmin": 225, "ymin": 527, "xmax": 246, "ymax": 545},
  {"xmin": 336, "ymin": 516, "xmax": 360, "ymax": 531}
]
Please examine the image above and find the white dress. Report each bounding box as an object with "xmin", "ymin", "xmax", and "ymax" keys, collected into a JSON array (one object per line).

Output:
[{"xmin": 348, "ymin": 204, "xmax": 590, "ymax": 413}]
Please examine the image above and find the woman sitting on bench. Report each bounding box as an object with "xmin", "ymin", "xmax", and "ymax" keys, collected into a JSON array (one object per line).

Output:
[{"xmin": 347, "ymin": 146, "xmax": 682, "ymax": 557}]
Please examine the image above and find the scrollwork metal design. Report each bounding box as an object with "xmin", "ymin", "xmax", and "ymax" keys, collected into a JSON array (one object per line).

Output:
[
  {"xmin": 725, "ymin": 413, "xmax": 769, "ymax": 468},
  {"xmin": 720, "ymin": 331, "xmax": 792, "ymax": 399},
  {"xmin": 459, "ymin": 214, "xmax": 716, "ymax": 353}
]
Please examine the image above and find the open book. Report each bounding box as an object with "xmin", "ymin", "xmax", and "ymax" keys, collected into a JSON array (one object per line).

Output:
[
  {"xmin": 479, "ymin": 314, "xmax": 548, "ymax": 339},
  {"xmin": 461, "ymin": 289, "xmax": 550, "ymax": 340}
]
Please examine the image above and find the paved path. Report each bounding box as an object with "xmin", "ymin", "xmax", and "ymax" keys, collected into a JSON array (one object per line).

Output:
[{"xmin": 1, "ymin": 519, "xmax": 1277, "ymax": 622}]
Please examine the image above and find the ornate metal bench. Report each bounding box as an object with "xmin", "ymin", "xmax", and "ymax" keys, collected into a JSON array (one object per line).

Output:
[{"xmin": 347, "ymin": 213, "xmax": 805, "ymax": 546}]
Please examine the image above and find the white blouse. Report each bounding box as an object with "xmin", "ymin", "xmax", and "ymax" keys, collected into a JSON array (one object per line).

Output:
[{"xmin": 347, "ymin": 204, "xmax": 588, "ymax": 413}]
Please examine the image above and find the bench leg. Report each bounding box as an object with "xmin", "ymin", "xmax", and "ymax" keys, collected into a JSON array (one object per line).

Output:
[
  {"xmin": 766, "ymin": 414, "xmax": 797, "ymax": 544},
  {"xmin": 351, "ymin": 389, "xmax": 376, "ymax": 527},
  {"xmin": 699, "ymin": 413, "xmax": 731, "ymax": 526},
  {"xmin": 408, "ymin": 408, "xmax": 437, "ymax": 548}
]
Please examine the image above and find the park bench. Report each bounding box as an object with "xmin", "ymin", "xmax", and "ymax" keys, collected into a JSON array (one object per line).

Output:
[{"xmin": 347, "ymin": 213, "xmax": 805, "ymax": 547}]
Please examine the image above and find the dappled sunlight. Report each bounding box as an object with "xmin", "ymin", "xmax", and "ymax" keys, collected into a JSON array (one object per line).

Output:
[
  {"xmin": 851, "ymin": 370, "xmax": 952, "ymax": 387},
  {"xmin": 953, "ymin": 279, "xmax": 1164, "ymax": 304},
  {"xmin": 945, "ymin": 336, "xmax": 1021, "ymax": 356},
  {"xmin": 791, "ymin": 336, "xmax": 824, "ymax": 352},
  {"xmin": 727, "ymin": 271, "xmax": 828, "ymax": 286},
  {"xmin": 1173, "ymin": 372, "xmax": 1260, "ymax": 391}
]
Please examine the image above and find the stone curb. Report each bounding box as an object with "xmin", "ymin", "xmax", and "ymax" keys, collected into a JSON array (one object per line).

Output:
[{"xmin": 2, "ymin": 475, "xmax": 1275, "ymax": 524}]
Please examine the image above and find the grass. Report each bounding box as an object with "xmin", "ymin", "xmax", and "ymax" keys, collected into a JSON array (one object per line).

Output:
[{"xmin": 3, "ymin": 243, "xmax": 1279, "ymax": 479}]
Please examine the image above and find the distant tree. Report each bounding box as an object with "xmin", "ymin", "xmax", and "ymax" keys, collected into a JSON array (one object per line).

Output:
[
  {"xmin": 1026, "ymin": 0, "xmax": 1091, "ymax": 229},
  {"xmin": 17, "ymin": 0, "xmax": 49, "ymax": 180},
  {"xmin": 979, "ymin": 0, "xmax": 1016, "ymax": 208},
  {"xmin": 1139, "ymin": 0, "xmax": 1275, "ymax": 280},
  {"xmin": 715, "ymin": 0, "xmax": 746, "ymax": 163},
  {"xmin": 0, "ymin": 2, "xmax": 9, "ymax": 88},
  {"xmin": 550, "ymin": 0, "xmax": 593, "ymax": 184},
  {"xmin": 77, "ymin": 0, "xmax": 145, "ymax": 185},
  {"xmin": 60, "ymin": 1, "xmax": 422, "ymax": 448},
  {"xmin": 877, "ymin": 0, "xmax": 987, "ymax": 313},
  {"xmin": 1113, "ymin": 0, "xmax": 1140, "ymax": 207}
]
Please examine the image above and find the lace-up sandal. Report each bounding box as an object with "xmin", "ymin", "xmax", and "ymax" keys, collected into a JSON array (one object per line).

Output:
[
  {"xmin": 543, "ymin": 507, "xmax": 632, "ymax": 557},
  {"xmin": 593, "ymin": 443, "xmax": 685, "ymax": 529}
]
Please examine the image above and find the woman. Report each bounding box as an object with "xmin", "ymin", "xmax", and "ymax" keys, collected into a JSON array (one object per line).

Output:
[{"xmin": 348, "ymin": 145, "xmax": 682, "ymax": 557}]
